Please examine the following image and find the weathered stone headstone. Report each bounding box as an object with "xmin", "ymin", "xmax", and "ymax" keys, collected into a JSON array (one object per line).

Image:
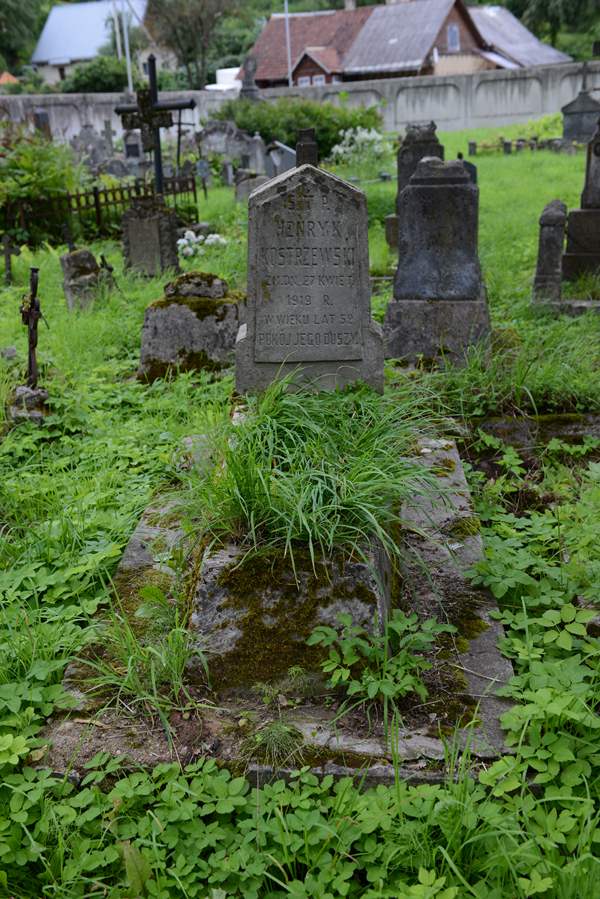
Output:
[
  {"xmin": 396, "ymin": 122, "xmax": 444, "ymax": 211},
  {"xmin": 138, "ymin": 271, "xmax": 240, "ymax": 380},
  {"xmin": 562, "ymin": 63, "xmax": 600, "ymax": 144},
  {"xmin": 457, "ymin": 152, "xmax": 477, "ymax": 184},
  {"xmin": 221, "ymin": 160, "xmax": 235, "ymax": 186},
  {"xmin": 468, "ymin": 141, "xmax": 477, "ymax": 156},
  {"xmin": 266, "ymin": 141, "xmax": 296, "ymax": 177},
  {"xmin": 532, "ymin": 200, "xmax": 567, "ymax": 305},
  {"xmin": 122, "ymin": 197, "xmax": 180, "ymax": 277},
  {"xmin": 240, "ymin": 55, "xmax": 260, "ymax": 102},
  {"xmin": 70, "ymin": 124, "xmax": 110, "ymax": 171},
  {"xmin": 124, "ymin": 130, "xmax": 143, "ymax": 159},
  {"xmin": 384, "ymin": 158, "xmax": 490, "ymax": 363},
  {"xmin": 384, "ymin": 214, "xmax": 399, "ymax": 250},
  {"xmin": 33, "ymin": 108, "xmax": 52, "ymax": 140},
  {"xmin": 60, "ymin": 249, "xmax": 106, "ymax": 311},
  {"xmin": 235, "ymin": 164, "xmax": 384, "ymax": 393},
  {"xmin": 503, "ymin": 140, "xmax": 512, "ymax": 155},
  {"xmin": 295, "ymin": 128, "xmax": 319, "ymax": 167},
  {"xmin": 234, "ymin": 170, "xmax": 269, "ymax": 203},
  {"xmin": 563, "ymin": 117, "xmax": 600, "ymax": 280}
]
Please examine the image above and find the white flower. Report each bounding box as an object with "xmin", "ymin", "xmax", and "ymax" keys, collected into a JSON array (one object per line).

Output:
[
  {"xmin": 182, "ymin": 246, "xmax": 194, "ymax": 257},
  {"xmin": 184, "ymin": 230, "xmax": 196, "ymax": 241},
  {"xmin": 177, "ymin": 238, "xmax": 188, "ymax": 248}
]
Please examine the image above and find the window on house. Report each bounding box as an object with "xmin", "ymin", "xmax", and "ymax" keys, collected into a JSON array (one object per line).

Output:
[
  {"xmin": 447, "ymin": 23, "xmax": 460, "ymax": 52},
  {"xmin": 312, "ymin": 74, "xmax": 325, "ymax": 86},
  {"xmin": 297, "ymin": 76, "xmax": 311, "ymax": 87}
]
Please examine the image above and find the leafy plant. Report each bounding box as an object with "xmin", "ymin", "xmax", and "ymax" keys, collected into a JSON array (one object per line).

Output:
[{"xmin": 308, "ymin": 611, "xmax": 454, "ymax": 733}]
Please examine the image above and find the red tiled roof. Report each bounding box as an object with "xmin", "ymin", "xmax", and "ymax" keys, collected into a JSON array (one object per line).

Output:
[
  {"xmin": 251, "ymin": 8, "xmax": 373, "ymax": 83},
  {"xmin": 0, "ymin": 71, "xmax": 18, "ymax": 85}
]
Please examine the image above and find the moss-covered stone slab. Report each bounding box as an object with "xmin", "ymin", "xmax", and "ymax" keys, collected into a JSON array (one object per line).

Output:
[{"xmin": 138, "ymin": 271, "xmax": 243, "ymax": 381}]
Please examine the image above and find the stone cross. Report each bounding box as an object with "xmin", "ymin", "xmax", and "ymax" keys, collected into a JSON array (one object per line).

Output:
[
  {"xmin": 296, "ymin": 128, "xmax": 318, "ymax": 167},
  {"xmin": 2, "ymin": 234, "xmax": 20, "ymax": 286},
  {"xmin": 20, "ymin": 268, "xmax": 43, "ymax": 389},
  {"xmin": 115, "ymin": 55, "xmax": 196, "ymax": 193},
  {"xmin": 235, "ymin": 164, "xmax": 383, "ymax": 393},
  {"xmin": 240, "ymin": 55, "xmax": 260, "ymax": 102}
]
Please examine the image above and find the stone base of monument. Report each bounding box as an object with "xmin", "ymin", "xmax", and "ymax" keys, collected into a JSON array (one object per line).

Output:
[
  {"xmin": 39, "ymin": 437, "xmax": 512, "ymax": 785},
  {"xmin": 383, "ymin": 295, "xmax": 491, "ymax": 364},
  {"xmin": 7, "ymin": 385, "xmax": 49, "ymax": 425},
  {"xmin": 534, "ymin": 299, "xmax": 600, "ymax": 317},
  {"xmin": 138, "ymin": 272, "xmax": 242, "ymax": 381}
]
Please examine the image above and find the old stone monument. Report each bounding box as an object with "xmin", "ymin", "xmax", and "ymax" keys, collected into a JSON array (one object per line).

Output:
[
  {"xmin": 122, "ymin": 197, "xmax": 180, "ymax": 277},
  {"xmin": 265, "ymin": 141, "xmax": 296, "ymax": 177},
  {"xmin": 386, "ymin": 121, "xmax": 444, "ymax": 248},
  {"xmin": 532, "ymin": 200, "xmax": 568, "ymax": 305},
  {"xmin": 138, "ymin": 271, "xmax": 241, "ymax": 380},
  {"xmin": 296, "ymin": 128, "xmax": 318, "ymax": 167},
  {"xmin": 235, "ymin": 164, "xmax": 384, "ymax": 393},
  {"xmin": 60, "ymin": 248, "xmax": 112, "ymax": 311},
  {"xmin": 239, "ymin": 55, "xmax": 260, "ymax": 102},
  {"xmin": 562, "ymin": 63, "xmax": 600, "ymax": 144},
  {"xmin": 562, "ymin": 117, "xmax": 600, "ymax": 281},
  {"xmin": 384, "ymin": 158, "xmax": 490, "ymax": 363}
]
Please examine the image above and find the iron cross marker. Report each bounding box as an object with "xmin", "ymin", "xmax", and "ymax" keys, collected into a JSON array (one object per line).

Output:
[
  {"xmin": 115, "ymin": 55, "xmax": 196, "ymax": 194},
  {"xmin": 20, "ymin": 268, "xmax": 45, "ymax": 389},
  {"xmin": 2, "ymin": 234, "xmax": 20, "ymax": 286}
]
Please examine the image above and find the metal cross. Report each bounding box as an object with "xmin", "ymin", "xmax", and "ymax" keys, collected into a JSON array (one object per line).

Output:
[
  {"xmin": 20, "ymin": 268, "xmax": 45, "ymax": 389},
  {"xmin": 115, "ymin": 55, "xmax": 196, "ymax": 194},
  {"xmin": 2, "ymin": 234, "xmax": 20, "ymax": 286}
]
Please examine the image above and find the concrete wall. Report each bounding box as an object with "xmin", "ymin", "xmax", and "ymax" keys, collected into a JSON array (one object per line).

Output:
[{"xmin": 1, "ymin": 61, "xmax": 599, "ymax": 142}]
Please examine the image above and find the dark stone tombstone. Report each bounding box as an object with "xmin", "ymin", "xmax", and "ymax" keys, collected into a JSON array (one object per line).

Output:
[
  {"xmin": 563, "ymin": 117, "xmax": 600, "ymax": 279},
  {"xmin": 296, "ymin": 128, "xmax": 318, "ymax": 167},
  {"xmin": 503, "ymin": 141, "xmax": 512, "ymax": 155},
  {"xmin": 2, "ymin": 234, "xmax": 20, "ymax": 286},
  {"xmin": 532, "ymin": 200, "xmax": 567, "ymax": 305},
  {"xmin": 240, "ymin": 55, "xmax": 260, "ymax": 102},
  {"xmin": 378, "ymin": 171, "xmax": 392, "ymax": 182},
  {"xmin": 383, "ymin": 158, "xmax": 490, "ymax": 364},
  {"xmin": 385, "ymin": 214, "xmax": 399, "ymax": 249},
  {"xmin": 124, "ymin": 131, "xmax": 142, "ymax": 158},
  {"xmin": 236, "ymin": 164, "xmax": 383, "ymax": 393},
  {"xmin": 562, "ymin": 62, "xmax": 600, "ymax": 144},
  {"xmin": 468, "ymin": 141, "xmax": 477, "ymax": 156},
  {"xmin": 122, "ymin": 197, "xmax": 180, "ymax": 277},
  {"xmin": 396, "ymin": 122, "xmax": 444, "ymax": 215},
  {"xmin": 33, "ymin": 108, "xmax": 52, "ymax": 140}
]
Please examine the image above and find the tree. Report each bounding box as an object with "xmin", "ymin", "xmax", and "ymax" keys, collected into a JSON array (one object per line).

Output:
[
  {"xmin": 60, "ymin": 57, "xmax": 140, "ymax": 94},
  {"xmin": 0, "ymin": 0, "xmax": 40, "ymax": 70},
  {"xmin": 146, "ymin": 0, "xmax": 241, "ymax": 89}
]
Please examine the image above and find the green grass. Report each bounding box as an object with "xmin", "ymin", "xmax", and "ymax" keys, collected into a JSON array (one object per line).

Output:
[{"xmin": 1, "ymin": 121, "xmax": 600, "ymax": 896}]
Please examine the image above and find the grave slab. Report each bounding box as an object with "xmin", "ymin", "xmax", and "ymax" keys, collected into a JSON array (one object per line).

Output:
[{"xmin": 122, "ymin": 197, "xmax": 180, "ymax": 277}]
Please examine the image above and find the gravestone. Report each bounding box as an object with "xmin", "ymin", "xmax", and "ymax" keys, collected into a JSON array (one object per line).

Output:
[
  {"xmin": 235, "ymin": 170, "xmax": 269, "ymax": 202},
  {"xmin": 60, "ymin": 249, "xmax": 104, "ymax": 311},
  {"xmin": 138, "ymin": 271, "xmax": 241, "ymax": 380},
  {"xmin": 235, "ymin": 164, "xmax": 384, "ymax": 393},
  {"xmin": 384, "ymin": 214, "xmax": 398, "ymax": 249},
  {"xmin": 532, "ymin": 200, "xmax": 567, "ymax": 305},
  {"xmin": 221, "ymin": 160, "xmax": 235, "ymax": 186},
  {"xmin": 468, "ymin": 141, "xmax": 477, "ymax": 156},
  {"xmin": 396, "ymin": 122, "xmax": 444, "ymax": 211},
  {"xmin": 457, "ymin": 152, "xmax": 477, "ymax": 184},
  {"xmin": 33, "ymin": 108, "xmax": 52, "ymax": 140},
  {"xmin": 296, "ymin": 128, "xmax": 319, "ymax": 167},
  {"xmin": 122, "ymin": 197, "xmax": 180, "ymax": 277},
  {"xmin": 503, "ymin": 140, "xmax": 512, "ymax": 155},
  {"xmin": 124, "ymin": 131, "xmax": 143, "ymax": 159},
  {"xmin": 562, "ymin": 63, "xmax": 600, "ymax": 144},
  {"xmin": 266, "ymin": 142, "xmax": 295, "ymax": 177},
  {"xmin": 70, "ymin": 124, "xmax": 110, "ymax": 171},
  {"xmin": 562, "ymin": 117, "xmax": 600, "ymax": 280},
  {"xmin": 383, "ymin": 158, "xmax": 490, "ymax": 363},
  {"xmin": 240, "ymin": 55, "xmax": 260, "ymax": 102},
  {"xmin": 199, "ymin": 120, "xmax": 255, "ymax": 163}
]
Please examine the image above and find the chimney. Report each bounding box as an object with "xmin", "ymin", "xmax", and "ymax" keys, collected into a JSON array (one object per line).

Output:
[{"xmin": 344, "ymin": 0, "xmax": 356, "ymax": 9}]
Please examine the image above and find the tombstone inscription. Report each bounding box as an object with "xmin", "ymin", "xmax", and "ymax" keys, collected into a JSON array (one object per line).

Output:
[{"xmin": 235, "ymin": 164, "xmax": 383, "ymax": 393}]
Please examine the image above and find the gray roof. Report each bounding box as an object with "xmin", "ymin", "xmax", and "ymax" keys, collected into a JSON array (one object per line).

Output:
[
  {"xmin": 343, "ymin": 0, "xmax": 456, "ymax": 75},
  {"xmin": 32, "ymin": 0, "xmax": 147, "ymax": 65},
  {"xmin": 470, "ymin": 6, "xmax": 571, "ymax": 68}
]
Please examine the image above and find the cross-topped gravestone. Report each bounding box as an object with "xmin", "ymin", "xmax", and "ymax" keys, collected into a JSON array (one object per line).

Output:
[
  {"xmin": 562, "ymin": 116, "xmax": 600, "ymax": 279},
  {"xmin": 235, "ymin": 164, "xmax": 383, "ymax": 393},
  {"xmin": 2, "ymin": 234, "xmax": 20, "ymax": 286},
  {"xmin": 240, "ymin": 55, "xmax": 260, "ymax": 102},
  {"xmin": 296, "ymin": 128, "xmax": 318, "ymax": 167},
  {"xmin": 20, "ymin": 268, "xmax": 43, "ymax": 389},
  {"xmin": 115, "ymin": 55, "xmax": 196, "ymax": 193}
]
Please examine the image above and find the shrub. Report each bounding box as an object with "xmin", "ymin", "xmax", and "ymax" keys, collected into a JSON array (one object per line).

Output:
[
  {"xmin": 61, "ymin": 57, "xmax": 140, "ymax": 93},
  {"xmin": 215, "ymin": 96, "xmax": 382, "ymax": 159}
]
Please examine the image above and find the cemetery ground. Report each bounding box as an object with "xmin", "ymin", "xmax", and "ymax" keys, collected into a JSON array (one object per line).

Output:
[{"xmin": 1, "ymin": 126, "xmax": 600, "ymax": 897}]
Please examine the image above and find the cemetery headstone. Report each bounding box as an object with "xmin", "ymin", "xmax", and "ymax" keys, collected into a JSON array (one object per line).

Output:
[
  {"xmin": 124, "ymin": 130, "xmax": 143, "ymax": 159},
  {"xmin": 235, "ymin": 164, "xmax": 384, "ymax": 393},
  {"xmin": 122, "ymin": 197, "xmax": 180, "ymax": 277},
  {"xmin": 468, "ymin": 141, "xmax": 477, "ymax": 156},
  {"xmin": 60, "ymin": 248, "xmax": 106, "ymax": 311},
  {"xmin": 295, "ymin": 128, "xmax": 319, "ymax": 167},
  {"xmin": 562, "ymin": 61, "xmax": 600, "ymax": 144},
  {"xmin": 503, "ymin": 140, "xmax": 512, "ymax": 154},
  {"xmin": 239, "ymin": 55, "xmax": 260, "ymax": 102},
  {"xmin": 562, "ymin": 117, "xmax": 600, "ymax": 280},
  {"xmin": 396, "ymin": 121, "xmax": 444, "ymax": 210},
  {"xmin": 266, "ymin": 141, "xmax": 296, "ymax": 178},
  {"xmin": 70, "ymin": 124, "xmax": 110, "ymax": 171},
  {"xmin": 2, "ymin": 234, "xmax": 20, "ymax": 286},
  {"xmin": 139, "ymin": 271, "xmax": 241, "ymax": 381},
  {"xmin": 10, "ymin": 268, "xmax": 49, "ymax": 424},
  {"xmin": 532, "ymin": 199, "xmax": 567, "ymax": 305},
  {"xmin": 234, "ymin": 170, "xmax": 269, "ymax": 203},
  {"xmin": 383, "ymin": 158, "xmax": 490, "ymax": 363},
  {"xmin": 221, "ymin": 160, "xmax": 235, "ymax": 186},
  {"xmin": 33, "ymin": 108, "xmax": 52, "ymax": 140},
  {"xmin": 384, "ymin": 214, "xmax": 398, "ymax": 250}
]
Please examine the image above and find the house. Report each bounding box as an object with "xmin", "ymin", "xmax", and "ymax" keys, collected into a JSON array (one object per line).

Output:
[
  {"xmin": 248, "ymin": 0, "xmax": 571, "ymax": 89},
  {"xmin": 31, "ymin": 0, "xmax": 174, "ymax": 85}
]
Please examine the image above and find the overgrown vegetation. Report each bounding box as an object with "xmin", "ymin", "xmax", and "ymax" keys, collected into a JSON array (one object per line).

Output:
[{"xmin": 1, "ymin": 123, "xmax": 600, "ymax": 895}]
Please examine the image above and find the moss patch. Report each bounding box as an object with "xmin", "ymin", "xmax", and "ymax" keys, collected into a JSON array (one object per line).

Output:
[
  {"xmin": 448, "ymin": 515, "xmax": 481, "ymax": 538},
  {"xmin": 150, "ymin": 294, "xmax": 240, "ymax": 321}
]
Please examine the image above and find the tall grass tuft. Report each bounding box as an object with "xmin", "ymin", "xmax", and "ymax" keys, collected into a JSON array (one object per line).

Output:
[{"xmin": 188, "ymin": 379, "xmax": 440, "ymax": 568}]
